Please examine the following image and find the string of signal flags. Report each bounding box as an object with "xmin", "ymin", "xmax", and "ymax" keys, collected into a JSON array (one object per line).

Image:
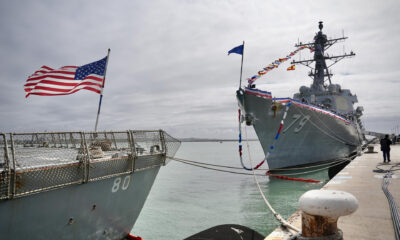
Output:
[{"xmin": 228, "ymin": 43, "xmax": 314, "ymax": 85}]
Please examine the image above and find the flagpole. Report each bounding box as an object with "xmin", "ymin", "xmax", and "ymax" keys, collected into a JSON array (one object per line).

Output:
[
  {"xmin": 94, "ymin": 48, "xmax": 111, "ymax": 132},
  {"xmin": 239, "ymin": 41, "xmax": 245, "ymax": 88}
]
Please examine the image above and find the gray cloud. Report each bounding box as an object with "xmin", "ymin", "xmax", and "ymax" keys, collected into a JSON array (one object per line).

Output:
[{"xmin": 1, "ymin": 0, "xmax": 399, "ymax": 138}]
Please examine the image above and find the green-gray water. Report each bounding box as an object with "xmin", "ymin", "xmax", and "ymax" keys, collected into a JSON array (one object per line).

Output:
[{"xmin": 132, "ymin": 141, "xmax": 329, "ymax": 239}]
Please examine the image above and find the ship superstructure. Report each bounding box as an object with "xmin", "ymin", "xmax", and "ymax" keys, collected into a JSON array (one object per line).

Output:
[{"xmin": 292, "ymin": 22, "xmax": 364, "ymax": 128}]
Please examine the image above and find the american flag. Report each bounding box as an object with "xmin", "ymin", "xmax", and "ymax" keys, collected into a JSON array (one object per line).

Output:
[{"xmin": 24, "ymin": 56, "xmax": 107, "ymax": 98}]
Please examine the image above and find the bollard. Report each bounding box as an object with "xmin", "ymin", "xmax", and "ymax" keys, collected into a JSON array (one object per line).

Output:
[
  {"xmin": 298, "ymin": 190, "xmax": 358, "ymax": 240},
  {"xmin": 366, "ymin": 145, "xmax": 375, "ymax": 153}
]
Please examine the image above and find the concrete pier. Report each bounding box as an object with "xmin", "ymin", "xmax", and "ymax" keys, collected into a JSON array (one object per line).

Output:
[{"xmin": 265, "ymin": 144, "xmax": 400, "ymax": 240}]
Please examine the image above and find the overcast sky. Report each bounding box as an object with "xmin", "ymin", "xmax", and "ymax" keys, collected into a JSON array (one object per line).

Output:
[{"xmin": 0, "ymin": 0, "xmax": 399, "ymax": 138}]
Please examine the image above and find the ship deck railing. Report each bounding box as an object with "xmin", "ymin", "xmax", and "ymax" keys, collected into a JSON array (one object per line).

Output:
[{"xmin": 0, "ymin": 130, "xmax": 181, "ymax": 200}]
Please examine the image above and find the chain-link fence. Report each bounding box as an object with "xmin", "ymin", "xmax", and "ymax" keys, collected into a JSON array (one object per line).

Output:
[
  {"xmin": 84, "ymin": 131, "xmax": 133, "ymax": 181},
  {"xmin": 163, "ymin": 131, "xmax": 181, "ymax": 158},
  {"xmin": 11, "ymin": 132, "xmax": 84, "ymax": 169},
  {"xmin": 131, "ymin": 131, "xmax": 164, "ymax": 156},
  {"xmin": 0, "ymin": 130, "xmax": 180, "ymax": 199}
]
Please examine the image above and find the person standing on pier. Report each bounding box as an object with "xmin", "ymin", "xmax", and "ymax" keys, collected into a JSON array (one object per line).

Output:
[{"xmin": 380, "ymin": 135, "xmax": 392, "ymax": 163}]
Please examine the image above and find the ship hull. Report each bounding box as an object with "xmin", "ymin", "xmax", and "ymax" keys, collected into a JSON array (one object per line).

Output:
[
  {"xmin": 0, "ymin": 155, "xmax": 162, "ymax": 240},
  {"xmin": 238, "ymin": 89, "xmax": 363, "ymax": 170}
]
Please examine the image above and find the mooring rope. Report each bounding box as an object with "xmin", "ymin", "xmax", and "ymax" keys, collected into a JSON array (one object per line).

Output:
[
  {"xmin": 238, "ymin": 108, "xmax": 263, "ymax": 170},
  {"xmin": 380, "ymin": 162, "xmax": 400, "ymax": 240},
  {"xmin": 271, "ymin": 157, "xmax": 350, "ymax": 171},
  {"xmin": 268, "ymin": 158, "xmax": 350, "ymax": 176},
  {"xmin": 170, "ymin": 157, "xmax": 348, "ymax": 178},
  {"xmin": 173, "ymin": 156, "xmax": 349, "ymax": 172},
  {"xmin": 238, "ymin": 94, "xmax": 301, "ymax": 232},
  {"xmin": 374, "ymin": 162, "xmax": 400, "ymax": 173},
  {"xmin": 170, "ymin": 157, "xmax": 266, "ymax": 176},
  {"xmin": 172, "ymin": 157, "xmax": 267, "ymax": 170},
  {"xmin": 243, "ymin": 118, "xmax": 301, "ymax": 233}
]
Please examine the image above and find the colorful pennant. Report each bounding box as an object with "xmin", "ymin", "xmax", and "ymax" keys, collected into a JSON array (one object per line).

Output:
[
  {"xmin": 247, "ymin": 45, "xmax": 309, "ymax": 84},
  {"xmin": 287, "ymin": 65, "xmax": 295, "ymax": 71}
]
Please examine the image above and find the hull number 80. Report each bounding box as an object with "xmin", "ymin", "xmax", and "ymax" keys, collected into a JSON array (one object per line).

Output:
[{"xmin": 112, "ymin": 175, "xmax": 131, "ymax": 193}]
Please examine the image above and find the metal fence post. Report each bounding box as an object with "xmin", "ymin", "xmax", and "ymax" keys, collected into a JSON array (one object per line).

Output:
[
  {"xmin": 9, "ymin": 133, "xmax": 16, "ymax": 199},
  {"xmin": 51, "ymin": 133, "xmax": 56, "ymax": 148},
  {"xmin": 63, "ymin": 133, "xmax": 68, "ymax": 148},
  {"xmin": 129, "ymin": 130, "xmax": 137, "ymax": 172},
  {"xmin": 111, "ymin": 132, "xmax": 117, "ymax": 150},
  {"xmin": 81, "ymin": 132, "xmax": 90, "ymax": 183},
  {"xmin": 57, "ymin": 133, "xmax": 62, "ymax": 148},
  {"xmin": 2, "ymin": 133, "xmax": 11, "ymax": 199},
  {"xmin": 159, "ymin": 130, "xmax": 167, "ymax": 165},
  {"xmin": 30, "ymin": 134, "xmax": 34, "ymax": 147},
  {"xmin": 35, "ymin": 133, "xmax": 39, "ymax": 146},
  {"xmin": 70, "ymin": 133, "xmax": 76, "ymax": 148}
]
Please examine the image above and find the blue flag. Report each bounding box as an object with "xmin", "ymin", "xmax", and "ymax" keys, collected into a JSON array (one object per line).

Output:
[{"xmin": 228, "ymin": 44, "xmax": 244, "ymax": 55}]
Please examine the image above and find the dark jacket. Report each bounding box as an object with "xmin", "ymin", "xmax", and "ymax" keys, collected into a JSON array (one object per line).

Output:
[{"xmin": 380, "ymin": 138, "xmax": 392, "ymax": 151}]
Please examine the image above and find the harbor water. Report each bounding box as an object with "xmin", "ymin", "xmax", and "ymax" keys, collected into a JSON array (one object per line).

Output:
[{"xmin": 132, "ymin": 141, "xmax": 330, "ymax": 239}]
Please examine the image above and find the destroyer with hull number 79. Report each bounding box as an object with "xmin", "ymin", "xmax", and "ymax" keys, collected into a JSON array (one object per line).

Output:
[{"xmin": 237, "ymin": 22, "xmax": 365, "ymax": 170}]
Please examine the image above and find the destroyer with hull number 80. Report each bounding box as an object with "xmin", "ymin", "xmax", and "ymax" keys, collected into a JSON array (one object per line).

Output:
[
  {"xmin": 237, "ymin": 22, "xmax": 365, "ymax": 170},
  {"xmin": 0, "ymin": 130, "xmax": 180, "ymax": 239}
]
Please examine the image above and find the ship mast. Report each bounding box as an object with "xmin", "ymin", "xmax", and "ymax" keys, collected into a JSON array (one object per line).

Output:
[{"xmin": 291, "ymin": 21, "xmax": 355, "ymax": 92}]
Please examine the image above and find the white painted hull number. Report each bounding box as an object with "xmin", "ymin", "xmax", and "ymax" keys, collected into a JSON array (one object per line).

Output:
[{"xmin": 112, "ymin": 175, "xmax": 132, "ymax": 193}]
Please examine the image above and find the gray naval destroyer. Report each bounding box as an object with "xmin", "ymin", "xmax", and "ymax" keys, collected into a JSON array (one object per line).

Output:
[
  {"xmin": 0, "ymin": 130, "xmax": 180, "ymax": 239},
  {"xmin": 237, "ymin": 22, "xmax": 365, "ymax": 170}
]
